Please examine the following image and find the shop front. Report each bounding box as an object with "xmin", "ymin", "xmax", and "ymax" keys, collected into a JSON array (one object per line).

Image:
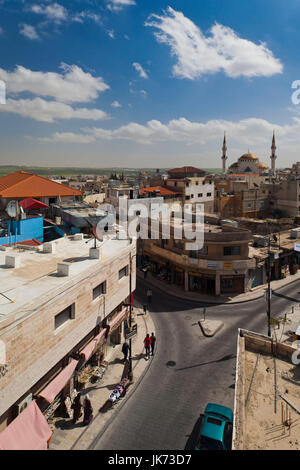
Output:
[
  {"xmin": 189, "ymin": 272, "xmax": 216, "ymax": 295},
  {"xmin": 221, "ymin": 275, "xmax": 245, "ymax": 294}
]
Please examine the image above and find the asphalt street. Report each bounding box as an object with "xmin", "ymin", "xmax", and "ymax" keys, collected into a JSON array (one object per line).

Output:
[{"xmin": 94, "ymin": 278, "xmax": 300, "ymax": 450}]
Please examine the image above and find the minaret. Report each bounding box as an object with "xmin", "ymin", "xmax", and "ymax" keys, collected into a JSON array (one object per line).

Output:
[
  {"xmin": 270, "ymin": 131, "xmax": 277, "ymax": 174},
  {"xmin": 222, "ymin": 132, "xmax": 227, "ymax": 174}
]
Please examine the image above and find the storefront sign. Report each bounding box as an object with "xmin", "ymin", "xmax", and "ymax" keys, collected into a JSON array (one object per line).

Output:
[
  {"xmin": 125, "ymin": 323, "xmax": 138, "ymax": 340},
  {"xmin": 295, "ymin": 243, "xmax": 300, "ymax": 252},
  {"xmin": 223, "ymin": 262, "xmax": 233, "ymax": 271},
  {"xmin": 207, "ymin": 262, "xmax": 219, "ymax": 269}
]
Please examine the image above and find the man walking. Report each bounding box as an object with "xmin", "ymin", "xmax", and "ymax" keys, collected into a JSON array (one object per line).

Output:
[
  {"xmin": 122, "ymin": 342, "xmax": 129, "ymax": 362},
  {"xmin": 144, "ymin": 334, "xmax": 151, "ymax": 359},
  {"xmin": 150, "ymin": 332, "xmax": 156, "ymax": 356}
]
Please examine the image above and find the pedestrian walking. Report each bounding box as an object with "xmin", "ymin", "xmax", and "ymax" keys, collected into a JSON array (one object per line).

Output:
[
  {"xmin": 150, "ymin": 332, "xmax": 156, "ymax": 356},
  {"xmin": 71, "ymin": 393, "xmax": 82, "ymax": 424},
  {"xmin": 147, "ymin": 288, "xmax": 152, "ymax": 305},
  {"xmin": 144, "ymin": 333, "xmax": 151, "ymax": 359},
  {"xmin": 83, "ymin": 394, "xmax": 93, "ymax": 426},
  {"xmin": 122, "ymin": 341, "xmax": 129, "ymax": 362}
]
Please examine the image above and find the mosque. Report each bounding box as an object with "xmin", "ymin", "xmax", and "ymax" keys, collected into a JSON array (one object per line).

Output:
[{"xmin": 221, "ymin": 133, "xmax": 277, "ymax": 175}]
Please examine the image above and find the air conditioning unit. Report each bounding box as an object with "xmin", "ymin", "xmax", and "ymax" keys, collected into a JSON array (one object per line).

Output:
[{"xmin": 15, "ymin": 393, "xmax": 32, "ymax": 416}]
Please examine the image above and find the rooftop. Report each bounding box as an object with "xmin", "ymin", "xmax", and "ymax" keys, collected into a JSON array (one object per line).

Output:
[
  {"xmin": 0, "ymin": 171, "xmax": 83, "ymax": 199},
  {"xmin": 234, "ymin": 329, "xmax": 300, "ymax": 450},
  {"xmin": 0, "ymin": 234, "xmax": 133, "ymax": 324}
]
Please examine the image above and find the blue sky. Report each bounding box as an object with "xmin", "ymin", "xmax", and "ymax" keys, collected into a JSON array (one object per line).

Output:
[{"xmin": 0, "ymin": 0, "xmax": 299, "ymax": 168}]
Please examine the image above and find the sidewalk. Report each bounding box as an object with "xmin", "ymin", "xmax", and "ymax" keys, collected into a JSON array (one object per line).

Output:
[
  {"xmin": 138, "ymin": 269, "xmax": 300, "ymax": 304},
  {"xmin": 49, "ymin": 303, "xmax": 155, "ymax": 450}
]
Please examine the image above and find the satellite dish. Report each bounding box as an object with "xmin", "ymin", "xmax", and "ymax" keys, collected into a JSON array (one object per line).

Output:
[{"xmin": 6, "ymin": 200, "xmax": 19, "ymax": 218}]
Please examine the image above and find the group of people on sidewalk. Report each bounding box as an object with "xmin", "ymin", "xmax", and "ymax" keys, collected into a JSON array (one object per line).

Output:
[
  {"xmin": 144, "ymin": 333, "xmax": 156, "ymax": 359},
  {"xmin": 121, "ymin": 332, "xmax": 156, "ymax": 362},
  {"xmin": 71, "ymin": 393, "xmax": 94, "ymax": 426}
]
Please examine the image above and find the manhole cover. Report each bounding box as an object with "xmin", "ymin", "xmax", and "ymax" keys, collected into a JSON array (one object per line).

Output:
[{"xmin": 166, "ymin": 361, "xmax": 176, "ymax": 367}]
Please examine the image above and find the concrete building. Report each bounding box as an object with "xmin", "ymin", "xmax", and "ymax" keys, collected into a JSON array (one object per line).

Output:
[
  {"xmin": 140, "ymin": 219, "xmax": 255, "ymax": 296},
  {"xmin": 0, "ymin": 234, "xmax": 136, "ymax": 431},
  {"xmin": 163, "ymin": 167, "xmax": 215, "ymax": 214}
]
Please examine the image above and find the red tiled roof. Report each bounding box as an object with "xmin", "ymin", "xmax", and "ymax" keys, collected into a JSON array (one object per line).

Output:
[
  {"xmin": 140, "ymin": 186, "xmax": 180, "ymax": 196},
  {"xmin": 0, "ymin": 171, "xmax": 83, "ymax": 199}
]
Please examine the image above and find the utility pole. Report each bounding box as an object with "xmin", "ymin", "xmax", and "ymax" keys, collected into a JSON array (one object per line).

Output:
[
  {"xmin": 128, "ymin": 247, "xmax": 137, "ymax": 381},
  {"xmin": 267, "ymin": 236, "xmax": 272, "ymax": 337}
]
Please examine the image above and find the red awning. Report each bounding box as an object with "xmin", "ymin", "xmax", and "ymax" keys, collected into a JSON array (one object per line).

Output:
[
  {"xmin": 0, "ymin": 401, "xmax": 52, "ymax": 450},
  {"xmin": 109, "ymin": 308, "xmax": 127, "ymax": 329},
  {"xmin": 38, "ymin": 360, "xmax": 78, "ymax": 404},
  {"xmin": 19, "ymin": 198, "xmax": 49, "ymax": 210},
  {"xmin": 80, "ymin": 329, "xmax": 106, "ymax": 361}
]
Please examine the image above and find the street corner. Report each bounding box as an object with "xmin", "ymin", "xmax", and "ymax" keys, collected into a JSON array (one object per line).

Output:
[{"xmin": 198, "ymin": 319, "xmax": 224, "ymax": 337}]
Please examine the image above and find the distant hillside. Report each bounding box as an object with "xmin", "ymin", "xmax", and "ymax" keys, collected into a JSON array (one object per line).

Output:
[{"xmin": 0, "ymin": 166, "xmax": 222, "ymax": 177}]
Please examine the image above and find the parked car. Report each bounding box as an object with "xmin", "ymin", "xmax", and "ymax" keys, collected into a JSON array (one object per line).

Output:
[{"xmin": 195, "ymin": 403, "xmax": 233, "ymax": 450}]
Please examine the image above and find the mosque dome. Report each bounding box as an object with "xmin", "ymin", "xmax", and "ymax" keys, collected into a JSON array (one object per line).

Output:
[{"xmin": 238, "ymin": 153, "xmax": 258, "ymax": 161}]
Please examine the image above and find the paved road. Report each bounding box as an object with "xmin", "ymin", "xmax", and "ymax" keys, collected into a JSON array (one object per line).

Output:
[{"xmin": 94, "ymin": 278, "xmax": 300, "ymax": 450}]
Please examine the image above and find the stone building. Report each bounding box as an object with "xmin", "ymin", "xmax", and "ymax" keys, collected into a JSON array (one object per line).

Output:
[{"xmin": 0, "ymin": 234, "xmax": 136, "ymax": 431}]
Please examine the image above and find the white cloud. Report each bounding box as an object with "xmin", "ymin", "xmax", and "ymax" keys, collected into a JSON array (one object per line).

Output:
[
  {"xmin": 39, "ymin": 132, "xmax": 96, "ymax": 144},
  {"xmin": 30, "ymin": 3, "xmax": 68, "ymax": 23},
  {"xmin": 19, "ymin": 24, "xmax": 39, "ymax": 40},
  {"xmin": 0, "ymin": 98, "xmax": 109, "ymax": 122},
  {"xmin": 107, "ymin": 29, "xmax": 115, "ymax": 39},
  {"xmin": 0, "ymin": 63, "xmax": 109, "ymax": 103},
  {"xmin": 111, "ymin": 100, "xmax": 122, "ymax": 108},
  {"xmin": 106, "ymin": 0, "xmax": 136, "ymax": 12},
  {"xmin": 132, "ymin": 62, "xmax": 148, "ymax": 79},
  {"xmin": 37, "ymin": 116, "xmax": 300, "ymax": 151},
  {"xmin": 146, "ymin": 7, "xmax": 283, "ymax": 79},
  {"xmin": 72, "ymin": 11, "xmax": 102, "ymax": 25}
]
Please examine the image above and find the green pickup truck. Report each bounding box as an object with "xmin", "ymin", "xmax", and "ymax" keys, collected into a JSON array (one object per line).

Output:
[{"xmin": 195, "ymin": 403, "xmax": 233, "ymax": 450}]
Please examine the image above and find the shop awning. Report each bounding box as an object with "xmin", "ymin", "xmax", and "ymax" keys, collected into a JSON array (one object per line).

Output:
[
  {"xmin": 38, "ymin": 359, "xmax": 78, "ymax": 404},
  {"xmin": 19, "ymin": 198, "xmax": 49, "ymax": 210},
  {"xmin": 80, "ymin": 330, "xmax": 106, "ymax": 361},
  {"xmin": 109, "ymin": 307, "xmax": 127, "ymax": 329},
  {"xmin": 0, "ymin": 401, "xmax": 52, "ymax": 450}
]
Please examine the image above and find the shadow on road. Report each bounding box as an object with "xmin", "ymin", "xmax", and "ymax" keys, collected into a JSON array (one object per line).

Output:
[
  {"xmin": 184, "ymin": 415, "xmax": 203, "ymax": 450},
  {"xmin": 273, "ymin": 292, "xmax": 300, "ymax": 303},
  {"xmin": 176, "ymin": 354, "xmax": 236, "ymax": 371}
]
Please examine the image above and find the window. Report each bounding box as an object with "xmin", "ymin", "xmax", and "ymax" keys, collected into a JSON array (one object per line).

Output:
[
  {"xmin": 185, "ymin": 196, "xmax": 190, "ymax": 200},
  {"xmin": 186, "ymin": 182, "xmax": 189, "ymax": 187},
  {"xmin": 196, "ymin": 181, "xmax": 199, "ymax": 186},
  {"xmin": 191, "ymin": 194, "xmax": 194, "ymax": 199},
  {"xmin": 207, "ymin": 192, "xmax": 212, "ymax": 197},
  {"xmin": 119, "ymin": 265, "xmax": 129, "ymax": 279},
  {"xmin": 55, "ymin": 304, "xmax": 75, "ymax": 329},
  {"xmin": 198, "ymin": 193, "xmax": 203, "ymax": 198},
  {"xmin": 223, "ymin": 246, "xmax": 241, "ymax": 256},
  {"xmin": 93, "ymin": 281, "xmax": 106, "ymax": 300}
]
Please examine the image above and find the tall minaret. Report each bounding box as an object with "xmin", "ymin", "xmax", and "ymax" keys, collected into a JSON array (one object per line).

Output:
[
  {"xmin": 222, "ymin": 132, "xmax": 227, "ymax": 174},
  {"xmin": 270, "ymin": 131, "xmax": 277, "ymax": 174}
]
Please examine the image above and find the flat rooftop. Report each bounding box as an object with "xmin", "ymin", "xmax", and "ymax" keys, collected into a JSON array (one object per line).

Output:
[
  {"xmin": 0, "ymin": 234, "xmax": 133, "ymax": 322},
  {"xmin": 234, "ymin": 330, "xmax": 300, "ymax": 450}
]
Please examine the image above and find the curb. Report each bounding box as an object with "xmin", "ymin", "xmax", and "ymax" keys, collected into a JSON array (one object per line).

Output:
[
  {"xmin": 198, "ymin": 320, "xmax": 224, "ymax": 337},
  {"xmin": 137, "ymin": 271, "xmax": 300, "ymax": 306},
  {"xmin": 87, "ymin": 313, "xmax": 155, "ymax": 450}
]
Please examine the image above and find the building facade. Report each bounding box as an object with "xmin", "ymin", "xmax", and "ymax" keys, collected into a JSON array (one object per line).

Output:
[{"xmin": 0, "ymin": 235, "xmax": 136, "ymax": 431}]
